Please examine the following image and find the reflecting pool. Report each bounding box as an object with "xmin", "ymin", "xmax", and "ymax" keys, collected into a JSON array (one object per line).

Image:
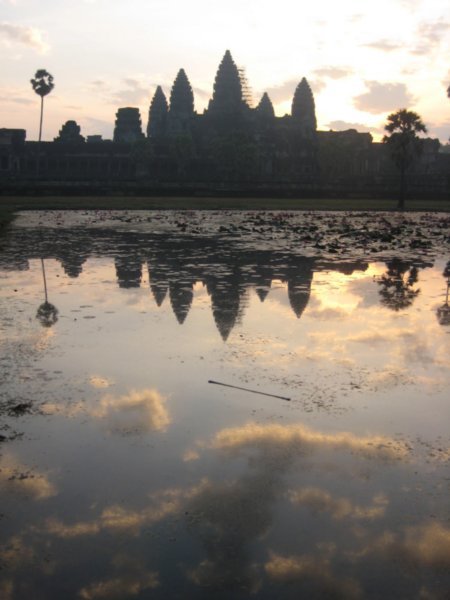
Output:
[{"xmin": 0, "ymin": 210, "xmax": 449, "ymax": 599}]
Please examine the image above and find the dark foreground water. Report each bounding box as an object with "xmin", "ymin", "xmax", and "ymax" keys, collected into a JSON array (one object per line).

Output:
[{"xmin": 0, "ymin": 210, "xmax": 449, "ymax": 599}]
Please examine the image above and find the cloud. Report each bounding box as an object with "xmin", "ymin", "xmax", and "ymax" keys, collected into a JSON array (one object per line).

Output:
[
  {"xmin": 364, "ymin": 40, "xmax": 403, "ymax": 52},
  {"xmin": 263, "ymin": 79, "xmax": 298, "ymax": 104},
  {"xmin": 326, "ymin": 120, "xmax": 375, "ymax": 133},
  {"xmin": 413, "ymin": 20, "xmax": 450, "ymax": 55},
  {"xmin": 427, "ymin": 121, "xmax": 450, "ymax": 142},
  {"xmin": 83, "ymin": 116, "xmax": 113, "ymax": 138},
  {"xmin": 112, "ymin": 78, "xmax": 151, "ymax": 106},
  {"xmin": 192, "ymin": 85, "xmax": 210, "ymax": 100},
  {"xmin": 89, "ymin": 79, "xmax": 108, "ymax": 90},
  {"xmin": 313, "ymin": 66, "xmax": 353, "ymax": 79},
  {"xmin": 0, "ymin": 93, "xmax": 33, "ymax": 105},
  {"xmin": 0, "ymin": 22, "xmax": 49, "ymax": 53},
  {"xmin": 353, "ymin": 81, "xmax": 415, "ymax": 114}
]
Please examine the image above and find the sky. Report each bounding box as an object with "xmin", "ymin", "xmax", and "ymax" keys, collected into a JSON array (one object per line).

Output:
[{"xmin": 1, "ymin": 0, "xmax": 449, "ymax": 142}]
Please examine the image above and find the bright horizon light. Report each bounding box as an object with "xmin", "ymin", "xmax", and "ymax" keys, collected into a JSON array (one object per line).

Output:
[{"xmin": 1, "ymin": 0, "xmax": 449, "ymax": 143}]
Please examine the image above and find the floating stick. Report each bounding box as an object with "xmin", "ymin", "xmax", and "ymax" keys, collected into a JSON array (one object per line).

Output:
[{"xmin": 208, "ymin": 380, "xmax": 290, "ymax": 401}]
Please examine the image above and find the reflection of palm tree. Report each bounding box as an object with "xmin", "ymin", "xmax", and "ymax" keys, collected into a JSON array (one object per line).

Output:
[
  {"xmin": 36, "ymin": 258, "xmax": 58, "ymax": 327},
  {"xmin": 436, "ymin": 261, "xmax": 450, "ymax": 326},
  {"xmin": 377, "ymin": 259, "xmax": 420, "ymax": 311}
]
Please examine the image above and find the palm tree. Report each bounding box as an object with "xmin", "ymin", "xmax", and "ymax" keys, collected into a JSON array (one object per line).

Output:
[
  {"xmin": 30, "ymin": 69, "xmax": 54, "ymax": 176},
  {"xmin": 382, "ymin": 109, "xmax": 427, "ymax": 210}
]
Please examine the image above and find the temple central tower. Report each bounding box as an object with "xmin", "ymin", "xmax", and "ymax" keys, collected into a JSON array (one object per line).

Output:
[{"xmin": 207, "ymin": 50, "xmax": 245, "ymax": 116}]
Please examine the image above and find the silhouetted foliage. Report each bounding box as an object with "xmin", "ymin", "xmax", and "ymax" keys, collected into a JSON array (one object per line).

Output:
[
  {"xmin": 382, "ymin": 109, "xmax": 427, "ymax": 209},
  {"xmin": 36, "ymin": 301, "xmax": 58, "ymax": 328},
  {"xmin": 378, "ymin": 259, "xmax": 420, "ymax": 311}
]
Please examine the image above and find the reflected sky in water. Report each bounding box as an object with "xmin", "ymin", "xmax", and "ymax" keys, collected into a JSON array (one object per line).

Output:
[{"xmin": 0, "ymin": 211, "xmax": 449, "ymax": 599}]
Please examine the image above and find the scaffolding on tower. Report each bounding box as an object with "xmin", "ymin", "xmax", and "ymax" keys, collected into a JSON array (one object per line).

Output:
[{"xmin": 238, "ymin": 67, "xmax": 253, "ymax": 108}]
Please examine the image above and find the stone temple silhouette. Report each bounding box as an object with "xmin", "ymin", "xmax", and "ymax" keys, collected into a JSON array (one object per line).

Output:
[{"xmin": 0, "ymin": 50, "xmax": 448, "ymax": 196}]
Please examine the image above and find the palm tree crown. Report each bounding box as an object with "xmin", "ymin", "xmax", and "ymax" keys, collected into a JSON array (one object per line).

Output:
[{"xmin": 30, "ymin": 69, "xmax": 54, "ymax": 97}]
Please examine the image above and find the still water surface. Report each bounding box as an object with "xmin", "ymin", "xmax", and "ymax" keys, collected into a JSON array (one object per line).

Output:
[{"xmin": 0, "ymin": 211, "xmax": 449, "ymax": 599}]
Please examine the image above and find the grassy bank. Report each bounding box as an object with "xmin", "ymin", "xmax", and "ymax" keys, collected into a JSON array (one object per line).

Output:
[{"xmin": 1, "ymin": 195, "xmax": 449, "ymax": 228}]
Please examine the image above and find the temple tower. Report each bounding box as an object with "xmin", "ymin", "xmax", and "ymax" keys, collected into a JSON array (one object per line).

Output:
[
  {"xmin": 54, "ymin": 120, "xmax": 85, "ymax": 143},
  {"xmin": 208, "ymin": 50, "xmax": 245, "ymax": 116},
  {"xmin": 147, "ymin": 86, "xmax": 168, "ymax": 138},
  {"xmin": 113, "ymin": 107, "xmax": 144, "ymax": 143},
  {"xmin": 168, "ymin": 69, "xmax": 195, "ymax": 135},
  {"xmin": 256, "ymin": 93, "xmax": 275, "ymax": 120},
  {"xmin": 291, "ymin": 78, "xmax": 317, "ymax": 137}
]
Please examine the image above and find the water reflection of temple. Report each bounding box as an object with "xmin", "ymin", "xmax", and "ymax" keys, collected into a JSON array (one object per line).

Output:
[
  {"xmin": 436, "ymin": 261, "xmax": 450, "ymax": 326},
  {"xmin": 0, "ymin": 226, "xmax": 436, "ymax": 340}
]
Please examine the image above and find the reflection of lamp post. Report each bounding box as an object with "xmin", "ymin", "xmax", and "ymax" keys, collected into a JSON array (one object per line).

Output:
[
  {"xmin": 436, "ymin": 263, "xmax": 450, "ymax": 326},
  {"xmin": 36, "ymin": 258, "xmax": 58, "ymax": 327}
]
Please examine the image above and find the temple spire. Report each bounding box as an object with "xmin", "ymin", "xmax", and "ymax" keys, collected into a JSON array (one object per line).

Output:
[
  {"xmin": 147, "ymin": 86, "xmax": 168, "ymax": 138},
  {"xmin": 291, "ymin": 78, "xmax": 317, "ymax": 135},
  {"xmin": 168, "ymin": 69, "xmax": 195, "ymax": 135},
  {"xmin": 170, "ymin": 69, "xmax": 194, "ymax": 115},
  {"xmin": 208, "ymin": 50, "xmax": 244, "ymax": 116},
  {"xmin": 256, "ymin": 92, "xmax": 275, "ymax": 119}
]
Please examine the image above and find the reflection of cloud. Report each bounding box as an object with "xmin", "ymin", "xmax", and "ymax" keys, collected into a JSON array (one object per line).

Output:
[
  {"xmin": 0, "ymin": 454, "xmax": 57, "ymax": 500},
  {"xmin": 89, "ymin": 375, "xmax": 114, "ymax": 389},
  {"xmin": 265, "ymin": 553, "xmax": 362, "ymax": 598},
  {"xmin": 205, "ymin": 422, "xmax": 409, "ymax": 461},
  {"xmin": 0, "ymin": 580, "xmax": 13, "ymax": 600},
  {"xmin": 42, "ymin": 387, "xmax": 171, "ymax": 435},
  {"xmin": 43, "ymin": 484, "xmax": 205, "ymax": 538},
  {"xmin": 307, "ymin": 306, "xmax": 348, "ymax": 320},
  {"xmin": 357, "ymin": 523, "xmax": 450, "ymax": 569},
  {"xmin": 366, "ymin": 367, "xmax": 411, "ymax": 390},
  {"xmin": 288, "ymin": 487, "xmax": 387, "ymax": 520},
  {"xmin": 354, "ymin": 81, "xmax": 415, "ymax": 114},
  {"xmin": 90, "ymin": 388, "xmax": 170, "ymax": 434},
  {"xmin": 183, "ymin": 449, "xmax": 200, "ymax": 462},
  {"xmin": 0, "ymin": 535, "xmax": 34, "ymax": 569},
  {"xmin": 79, "ymin": 573, "xmax": 159, "ymax": 599}
]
